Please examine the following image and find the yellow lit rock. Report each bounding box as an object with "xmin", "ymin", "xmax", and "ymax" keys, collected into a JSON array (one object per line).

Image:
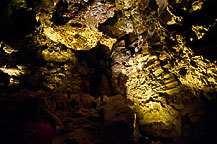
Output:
[
  {"xmin": 138, "ymin": 101, "xmax": 180, "ymax": 127},
  {"xmin": 41, "ymin": 47, "xmax": 77, "ymax": 63},
  {"xmin": 8, "ymin": 78, "xmax": 20, "ymax": 86},
  {"xmin": 0, "ymin": 65, "xmax": 26, "ymax": 77},
  {"xmin": 111, "ymin": 0, "xmax": 146, "ymax": 35},
  {"xmin": 43, "ymin": 25, "xmax": 116, "ymax": 50},
  {"xmin": 0, "ymin": 41, "xmax": 18, "ymax": 54},
  {"xmin": 192, "ymin": 25, "xmax": 209, "ymax": 40},
  {"xmin": 166, "ymin": 6, "xmax": 183, "ymax": 25},
  {"xmin": 192, "ymin": 1, "xmax": 203, "ymax": 11},
  {"xmin": 115, "ymin": 0, "xmax": 138, "ymax": 10},
  {"xmin": 111, "ymin": 18, "xmax": 217, "ymax": 140}
]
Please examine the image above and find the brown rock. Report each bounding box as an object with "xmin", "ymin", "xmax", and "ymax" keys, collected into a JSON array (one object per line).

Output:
[{"xmin": 103, "ymin": 94, "xmax": 134, "ymax": 144}]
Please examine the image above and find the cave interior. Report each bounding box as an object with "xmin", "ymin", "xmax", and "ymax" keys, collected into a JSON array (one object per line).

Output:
[{"xmin": 0, "ymin": 0, "xmax": 217, "ymax": 144}]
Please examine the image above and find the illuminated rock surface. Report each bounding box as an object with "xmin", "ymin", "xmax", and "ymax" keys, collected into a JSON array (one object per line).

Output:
[{"xmin": 0, "ymin": 0, "xmax": 217, "ymax": 144}]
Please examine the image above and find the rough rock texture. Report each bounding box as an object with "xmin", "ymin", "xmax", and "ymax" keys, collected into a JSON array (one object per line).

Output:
[
  {"xmin": 35, "ymin": 0, "xmax": 117, "ymax": 50},
  {"xmin": 103, "ymin": 95, "xmax": 134, "ymax": 144},
  {"xmin": 0, "ymin": 0, "xmax": 217, "ymax": 144}
]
